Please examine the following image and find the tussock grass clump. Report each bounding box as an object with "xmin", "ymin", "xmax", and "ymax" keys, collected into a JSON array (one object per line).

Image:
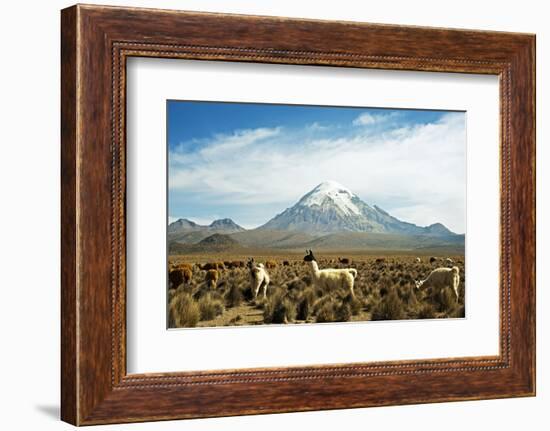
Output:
[
  {"xmin": 398, "ymin": 285, "xmax": 418, "ymax": 306},
  {"xmin": 241, "ymin": 284, "xmax": 255, "ymax": 302},
  {"xmin": 379, "ymin": 275, "xmax": 393, "ymax": 291},
  {"xmin": 312, "ymin": 295, "xmax": 331, "ymax": 314},
  {"xmin": 314, "ymin": 298, "xmax": 337, "ymax": 323},
  {"xmin": 284, "ymin": 285, "xmax": 301, "ymax": 302},
  {"xmin": 198, "ymin": 294, "xmax": 225, "ymax": 321},
  {"xmin": 450, "ymin": 304, "xmax": 465, "ymax": 318},
  {"xmin": 371, "ymin": 289, "xmax": 405, "ymax": 321},
  {"xmin": 263, "ymin": 291, "xmax": 296, "ymax": 324},
  {"xmin": 296, "ymin": 287, "xmax": 317, "ymax": 320},
  {"xmin": 274, "ymin": 297, "xmax": 297, "ymax": 323},
  {"xmin": 169, "ymin": 292, "xmax": 200, "ymax": 328},
  {"xmin": 335, "ymin": 302, "xmax": 352, "ymax": 322},
  {"xmin": 225, "ymin": 283, "xmax": 243, "ymax": 307},
  {"xmin": 362, "ymin": 293, "xmax": 378, "ymax": 312},
  {"xmin": 415, "ymin": 302, "xmax": 437, "ymax": 319},
  {"xmin": 287, "ymin": 278, "xmax": 306, "ymax": 291},
  {"xmin": 301, "ymin": 274, "xmax": 312, "ymax": 286},
  {"xmin": 193, "ymin": 284, "xmax": 211, "ymax": 300},
  {"xmin": 315, "ymin": 302, "xmax": 336, "ymax": 323},
  {"xmin": 342, "ymin": 292, "xmax": 363, "ymax": 315},
  {"xmin": 313, "ymin": 296, "xmax": 354, "ymax": 323}
]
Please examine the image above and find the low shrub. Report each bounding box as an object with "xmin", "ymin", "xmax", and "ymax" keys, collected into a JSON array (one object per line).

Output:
[
  {"xmin": 315, "ymin": 298, "xmax": 337, "ymax": 323},
  {"xmin": 335, "ymin": 302, "xmax": 352, "ymax": 322},
  {"xmin": 263, "ymin": 292, "xmax": 296, "ymax": 324},
  {"xmin": 296, "ymin": 287, "xmax": 316, "ymax": 320},
  {"xmin": 415, "ymin": 302, "xmax": 437, "ymax": 319},
  {"xmin": 398, "ymin": 285, "xmax": 418, "ymax": 306},
  {"xmin": 371, "ymin": 289, "xmax": 405, "ymax": 321},
  {"xmin": 450, "ymin": 304, "xmax": 466, "ymax": 318},
  {"xmin": 241, "ymin": 284, "xmax": 255, "ymax": 302},
  {"xmin": 363, "ymin": 293, "xmax": 378, "ymax": 312},
  {"xmin": 225, "ymin": 283, "xmax": 243, "ymax": 307},
  {"xmin": 287, "ymin": 278, "xmax": 306, "ymax": 291},
  {"xmin": 198, "ymin": 294, "xmax": 225, "ymax": 321},
  {"xmin": 342, "ymin": 292, "xmax": 363, "ymax": 315},
  {"xmin": 169, "ymin": 292, "xmax": 200, "ymax": 328},
  {"xmin": 301, "ymin": 274, "xmax": 312, "ymax": 286}
]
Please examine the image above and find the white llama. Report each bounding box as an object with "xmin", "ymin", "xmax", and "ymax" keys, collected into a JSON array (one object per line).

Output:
[
  {"xmin": 303, "ymin": 250, "xmax": 357, "ymax": 297},
  {"xmin": 415, "ymin": 266, "xmax": 460, "ymax": 302},
  {"xmin": 247, "ymin": 258, "xmax": 270, "ymax": 299}
]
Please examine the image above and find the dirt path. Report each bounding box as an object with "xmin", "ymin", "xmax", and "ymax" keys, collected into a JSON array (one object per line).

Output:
[
  {"xmin": 197, "ymin": 302, "xmax": 265, "ymax": 327},
  {"xmin": 197, "ymin": 300, "xmax": 373, "ymax": 327}
]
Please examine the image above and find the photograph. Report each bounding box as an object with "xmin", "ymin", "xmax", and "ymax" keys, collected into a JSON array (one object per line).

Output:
[{"xmin": 167, "ymin": 101, "xmax": 466, "ymax": 328}]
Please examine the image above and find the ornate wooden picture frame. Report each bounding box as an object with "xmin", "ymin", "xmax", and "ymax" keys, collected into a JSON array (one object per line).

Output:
[{"xmin": 61, "ymin": 4, "xmax": 535, "ymax": 425}]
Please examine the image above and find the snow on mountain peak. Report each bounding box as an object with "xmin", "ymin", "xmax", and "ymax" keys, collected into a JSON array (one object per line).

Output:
[{"xmin": 299, "ymin": 180, "xmax": 361, "ymax": 216}]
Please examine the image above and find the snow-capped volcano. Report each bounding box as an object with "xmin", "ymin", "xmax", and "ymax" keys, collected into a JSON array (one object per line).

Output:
[
  {"xmin": 298, "ymin": 181, "xmax": 361, "ymax": 216},
  {"xmin": 258, "ymin": 181, "xmax": 455, "ymax": 236}
]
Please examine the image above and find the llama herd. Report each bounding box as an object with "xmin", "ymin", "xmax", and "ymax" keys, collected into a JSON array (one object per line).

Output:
[{"xmin": 169, "ymin": 250, "xmax": 462, "ymax": 306}]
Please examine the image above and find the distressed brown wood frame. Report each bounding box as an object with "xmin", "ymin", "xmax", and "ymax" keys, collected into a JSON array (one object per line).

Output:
[{"xmin": 61, "ymin": 4, "xmax": 535, "ymax": 426}]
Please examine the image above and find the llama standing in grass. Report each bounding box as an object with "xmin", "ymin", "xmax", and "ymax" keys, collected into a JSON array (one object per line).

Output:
[
  {"xmin": 304, "ymin": 250, "xmax": 357, "ymax": 297},
  {"xmin": 205, "ymin": 269, "xmax": 219, "ymax": 289},
  {"xmin": 247, "ymin": 258, "xmax": 270, "ymax": 299},
  {"xmin": 415, "ymin": 266, "xmax": 460, "ymax": 302}
]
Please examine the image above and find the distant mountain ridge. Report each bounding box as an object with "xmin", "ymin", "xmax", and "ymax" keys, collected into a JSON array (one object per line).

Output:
[
  {"xmin": 167, "ymin": 218, "xmax": 201, "ymax": 233},
  {"xmin": 198, "ymin": 233, "xmax": 239, "ymax": 246},
  {"xmin": 168, "ymin": 217, "xmax": 245, "ymax": 234},
  {"xmin": 168, "ymin": 181, "xmax": 462, "ymax": 253},
  {"xmin": 169, "ymin": 233, "xmax": 242, "ymax": 254},
  {"xmin": 168, "ymin": 217, "xmax": 246, "ymax": 245}
]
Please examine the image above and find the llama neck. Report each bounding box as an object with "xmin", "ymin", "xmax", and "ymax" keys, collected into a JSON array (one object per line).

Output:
[{"xmin": 307, "ymin": 261, "xmax": 320, "ymax": 279}]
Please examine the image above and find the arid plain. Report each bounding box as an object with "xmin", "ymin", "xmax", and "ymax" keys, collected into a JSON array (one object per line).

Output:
[{"xmin": 168, "ymin": 251, "xmax": 465, "ymax": 328}]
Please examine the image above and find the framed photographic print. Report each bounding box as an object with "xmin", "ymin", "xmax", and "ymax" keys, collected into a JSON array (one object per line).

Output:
[
  {"xmin": 61, "ymin": 4, "xmax": 536, "ymax": 425},
  {"xmin": 164, "ymin": 101, "xmax": 466, "ymax": 329}
]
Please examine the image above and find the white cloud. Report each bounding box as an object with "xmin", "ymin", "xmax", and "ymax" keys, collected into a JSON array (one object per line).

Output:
[
  {"xmin": 169, "ymin": 113, "xmax": 466, "ymax": 232},
  {"xmin": 199, "ymin": 127, "xmax": 280, "ymax": 157},
  {"xmin": 306, "ymin": 122, "xmax": 330, "ymax": 131},
  {"xmin": 352, "ymin": 112, "xmax": 395, "ymax": 126}
]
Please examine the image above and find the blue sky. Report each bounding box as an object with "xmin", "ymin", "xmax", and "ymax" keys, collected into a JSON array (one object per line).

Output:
[{"xmin": 168, "ymin": 101, "xmax": 466, "ymax": 233}]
